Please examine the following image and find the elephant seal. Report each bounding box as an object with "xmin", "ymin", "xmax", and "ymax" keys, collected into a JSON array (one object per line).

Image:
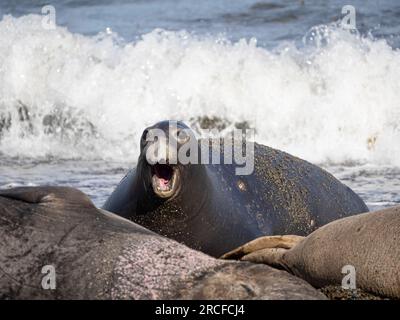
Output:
[
  {"xmin": 222, "ymin": 206, "xmax": 400, "ymax": 299},
  {"xmin": 0, "ymin": 186, "xmax": 325, "ymax": 299},
  {"xmin": 103, "ymin": 120, "xmax": 368, "ymax": 257}
]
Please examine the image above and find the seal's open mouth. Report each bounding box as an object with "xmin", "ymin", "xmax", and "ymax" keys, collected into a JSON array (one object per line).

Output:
[{"xmin": 151, "ymin": 164, "xmax": 179, "ymax": 198}]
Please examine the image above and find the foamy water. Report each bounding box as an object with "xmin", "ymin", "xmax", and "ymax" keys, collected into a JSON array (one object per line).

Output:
[
  {"xmin": 1, "ymin": 15, "xmax": 400, "ymax": 165},
  {"xmin": 0, "ymin": 6, "xmax": 399, "ymax": 209}
]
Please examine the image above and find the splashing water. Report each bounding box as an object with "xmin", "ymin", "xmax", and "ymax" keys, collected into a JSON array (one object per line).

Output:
[
  {"xmin": 0, "ymin": 13, "xmax": 399, "ymax": 208},
  {"xmin": 1, "ymin": 14, "xmax": 400, "ymax": 165}
]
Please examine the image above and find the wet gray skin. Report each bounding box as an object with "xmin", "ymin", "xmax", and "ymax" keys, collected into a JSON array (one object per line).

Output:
[
  {"xmin": 0, "ymin": 186, "xmax": 325, "ymax": 299},
  {"xmin": 103, "ymin": 120, "xmax": 368, "ymax": 257}
]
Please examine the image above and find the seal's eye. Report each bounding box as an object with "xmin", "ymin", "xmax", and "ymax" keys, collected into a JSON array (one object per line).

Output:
[{"xmin": 176, "ymin": 129, "xmax": 190, "ymax": 144}]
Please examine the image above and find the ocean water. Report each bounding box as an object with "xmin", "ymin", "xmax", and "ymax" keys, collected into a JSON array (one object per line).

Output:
[{"xmin": 0, "ymin": 0, "xmax": 400, "ymax": 210}]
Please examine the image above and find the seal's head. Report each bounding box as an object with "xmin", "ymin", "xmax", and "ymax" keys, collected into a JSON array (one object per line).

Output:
[{"xmin": 138, "ymin": 120, "xmax": 197, "ymax": 200}]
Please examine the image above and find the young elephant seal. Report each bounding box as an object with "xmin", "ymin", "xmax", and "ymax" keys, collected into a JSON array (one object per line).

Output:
[
  {"xmin": 103, "ymin": 120, "xmax": 368, "ymax": 257},
  {"xmin": 222, "ymin": 206, "xmax": 400, "ymax": 299},
  {"xmin": 0, "ymin": 186, "xmax": 325, "ymax": 300}
]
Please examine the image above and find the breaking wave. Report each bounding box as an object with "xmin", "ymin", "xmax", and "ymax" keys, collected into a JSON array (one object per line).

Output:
[{"xmin": 1, "ymin": 14, "xmax": 400, "ymax": 166}]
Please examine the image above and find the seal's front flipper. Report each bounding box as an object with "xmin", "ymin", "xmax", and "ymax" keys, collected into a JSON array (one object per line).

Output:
[
  {"xmin": 0, "ymin": 186, "xmax": 94, "ymax": 208},
  {"xmin": 0, "ymin": 187, "xmax": 54, "ymax": 203},
  {"xmin": 240, "ymin": 247, "xmax": 288, "ymax": 269},
  {"xmin": 220, "ymin": 235, "xmax": 304, "ymax": 267}
]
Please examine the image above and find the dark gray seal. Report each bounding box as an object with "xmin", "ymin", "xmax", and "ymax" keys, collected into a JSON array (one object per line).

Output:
[
  {"xmin": 0, "ymin": 186, "xmax": 325, "ymax": 299},
  {"xmin": 103, "ymin": 120, "xmax": 368, "ymax": 257},
  {"xmin": 222, "ymin": 206, "xmax": 400, "ymax": 299}
]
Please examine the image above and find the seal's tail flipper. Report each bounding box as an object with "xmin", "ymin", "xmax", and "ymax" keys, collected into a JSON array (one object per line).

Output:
[
  {"xmin": 220, "ymin": 235, "xmax": 304, "ymax": 268},
  {"xmin": 0, "ymin": 186, "xmax": 94, "ymax": 208}
]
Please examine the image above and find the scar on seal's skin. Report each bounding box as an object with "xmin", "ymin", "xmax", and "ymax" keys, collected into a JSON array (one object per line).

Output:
[{"xmin": 237, "ymin": 179, "xmax": 247, "ymax": 192}]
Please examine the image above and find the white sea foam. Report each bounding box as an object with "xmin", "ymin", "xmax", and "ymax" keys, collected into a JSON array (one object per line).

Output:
[{"xmin": 1, "ymin": 14, "xmax": 400, "ymax": 165}]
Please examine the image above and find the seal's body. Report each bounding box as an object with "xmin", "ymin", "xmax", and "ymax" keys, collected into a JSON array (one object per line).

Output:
[
  {"xmin": 223, "ymin": 206, "xmax": 400, "ymax": 299},
  {"xmin": 104, "ymin": 121, "xmax": 368, "ymax": 257},
  {"xmin": 0, "ymin": 186, "xmax": 325, "ymax": 300}
]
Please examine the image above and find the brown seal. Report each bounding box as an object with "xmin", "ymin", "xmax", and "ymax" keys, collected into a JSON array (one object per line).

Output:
[{"xmin": 222, "ymin": 206, "xmax": 400, "ymax": 299}]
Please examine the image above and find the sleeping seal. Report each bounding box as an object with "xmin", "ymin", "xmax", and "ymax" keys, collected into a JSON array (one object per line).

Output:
[
  {"xmin": 222, "ymin": 206, "xmax": 400, "ymax": 299},
  {"xmin": 103, "ymin": 120, "xmax": 368, "ymax": 257},
  {"xmin": 0, "ymin": 186, "xmax": 325, "ymax": 300}
]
